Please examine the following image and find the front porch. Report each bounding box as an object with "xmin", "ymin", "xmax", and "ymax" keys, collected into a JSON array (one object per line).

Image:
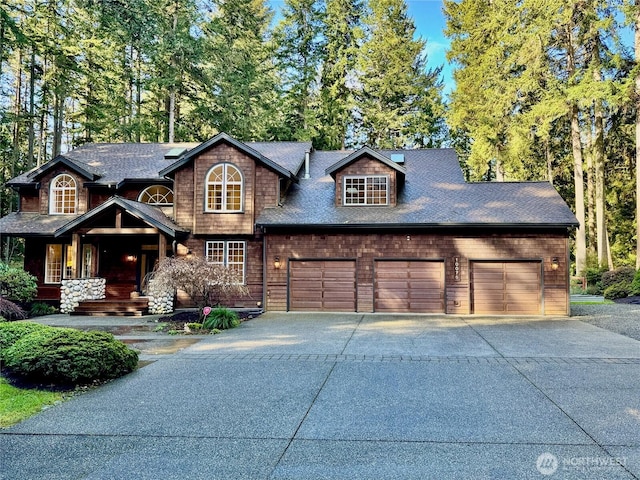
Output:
[{"xmin": 51, "ymin": 196, "xmax": 188, "ymax": 316}]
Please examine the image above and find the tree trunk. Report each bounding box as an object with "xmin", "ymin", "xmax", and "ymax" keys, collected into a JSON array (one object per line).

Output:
[
  {"xmin": 586, "ymin": 135, "xmax": 596, "ymax": 256},
  {"xmin": 545, "ymin": 139, "xmax": 553, "ymax": 184},
  {"xmin": 27, "ymin": 47, "xmax": 36, "ymax": 169},
  {"xmin": 594, "ymin": 98, "xmax": 607, "ymax": 268},
  {"xmin": 571, "ymin": 104, "xmax": 587, "ymax": 276}
]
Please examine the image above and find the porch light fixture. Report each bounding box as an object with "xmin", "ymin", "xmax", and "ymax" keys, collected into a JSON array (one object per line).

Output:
[
  {"xmin": 551, "ymin": 257, "xmax": 559, "ymax": 271},
  {"xmin": 274, "ymin": 256, "xmax": 281, "ymax": 269},
  {"xmin": 126, "ymin": 254, "xmax": 137, "ymax": 262}
]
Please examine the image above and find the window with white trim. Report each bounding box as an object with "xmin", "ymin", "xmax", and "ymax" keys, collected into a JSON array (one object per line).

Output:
[
  {"xmin": 50, "ymin": 174, "xmax": 77, "ymax": 214},
  {"xmin": 45, "ymin": 244, "xmax": 63, "ymax": 283},
  {"xmin": 344, "ymin": 175, "xmax": 389, "ymax": 205},
  {"xmin": 205, "ymin": 163, "xmax": 243, "ymax": 212},
  {"xmin": 138, "ymin": 185, "xmax": 173, "ymax": 205},
  {"xmin": 205, "ymin": 240, "xmax": 246, "ymax": 284}
]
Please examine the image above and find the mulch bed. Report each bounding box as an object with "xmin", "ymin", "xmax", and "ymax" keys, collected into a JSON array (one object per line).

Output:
[
  {"xmin": 613, "ymin": 295, "xmax": 640, "ymax": 305},
  {"xmin": 157, "ymin": 310, "xmax": 259, "ymax": 334}
]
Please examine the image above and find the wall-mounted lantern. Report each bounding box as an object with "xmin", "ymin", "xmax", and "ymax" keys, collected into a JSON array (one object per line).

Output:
[
  {"xmin": 274, "ymin": 256, "xmax": 281, "ymax": 269},
  {"xmin": 551, "ymin": 257, "xmax": 559, "ymax": 271}
]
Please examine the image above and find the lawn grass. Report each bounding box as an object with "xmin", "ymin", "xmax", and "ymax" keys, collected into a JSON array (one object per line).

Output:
[
  {"xmin": 571, "ymin": 300, "xmax": 615, "ymax": 305},
  {"xmin": 0, "ymin": 377, "xmax": 63, "ymax": 428}
]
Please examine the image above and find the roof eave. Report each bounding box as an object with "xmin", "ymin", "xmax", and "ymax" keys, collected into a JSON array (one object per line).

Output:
[
  {"xmin": 54, "ymin": 196, "xmax": 188, "ymax": 237},
  {"xmin": 257, "ymin": 222, "xmax": 579, "ymax": 231},
  {"xmin": 325, "ymin": 146, "xmax": 408, "ymax": 178},
  {"xmin": 27, "ymin": 155, "xmax": 99, "ymax": 181},
  {"xmin": 159, "ymin": 132, "xmax": 298, "ymax": 182}
]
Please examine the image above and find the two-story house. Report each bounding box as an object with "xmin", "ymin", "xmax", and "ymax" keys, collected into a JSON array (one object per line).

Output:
[{"xmin": 0, "ymin": 132, "xmax": 578, "ymax": 315}]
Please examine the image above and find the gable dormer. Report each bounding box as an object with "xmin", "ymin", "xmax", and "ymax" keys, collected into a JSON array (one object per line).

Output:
[
  {"xmin": 325, "ymin": 146, "xmax": 406, "ymax": 207},
  {"xmin": 12, "ymin": 155, "xmax": 101, "ymax": 215}
]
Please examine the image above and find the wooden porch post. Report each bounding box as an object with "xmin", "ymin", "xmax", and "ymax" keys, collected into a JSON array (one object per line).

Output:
[
  {"xmin": 158, "ymin": 233, "xmax": 167, "ymax": 261},
  {"xmin": 71, "ymin": 233, "xmax": 81, "ymax": 278}
]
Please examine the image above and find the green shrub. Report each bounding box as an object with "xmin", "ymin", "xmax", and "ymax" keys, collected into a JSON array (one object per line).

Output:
[
  {"xmin": 631, "ymin": 270, "xmax": 640, "ymax": 296},
  {"xmin": 3, "ymin": 328, "xmax": 138, "ymax": 385},
  {"xmin": 202, "ymin": 307, "xmax": 240, "ymax": 330},
  {"xmin": 584, "ymin": 266, "xmax": 607, "ymax": 292},
  {"xmin": 601, "ymin": 267, "xmax": 636, "ymax": 290},
  {"xmin": 0, "ymin": 322, "xmax": 52, "ymax": 353},
  {"xmin": 0, "ymin": 263, "xmax": 37, "ymax": 303},
  {"xmin": 603, "ymin": 282, "xmax": 631, "ymax": 300},
  {"xmin": 29, "ymin": 302, "xmax": 58, "ymax": 317}
]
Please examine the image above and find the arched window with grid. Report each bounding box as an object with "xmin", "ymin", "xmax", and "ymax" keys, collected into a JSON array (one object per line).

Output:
[
  {"xmin": 50, "ymin": 174, "xmax": 77, "ymax": 214},
  {"xmin": 138, "ymin": 185, "xmax": 174, "ymax": 205},
  {"xmin": 205, "ymin": 163, "xmax": 243, "ymax": 212}
]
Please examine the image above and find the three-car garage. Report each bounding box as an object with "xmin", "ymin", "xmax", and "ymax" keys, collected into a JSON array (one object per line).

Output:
[{"xmin": 286, "ymin": 258, "xmax": 544, "ymax": 315}]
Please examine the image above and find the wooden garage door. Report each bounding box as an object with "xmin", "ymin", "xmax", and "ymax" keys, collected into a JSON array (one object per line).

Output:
[
  {"xmin": 289, "ymin": 260, "xmax": 356, "ymax": 311},
  {"xmin": 471, "ymin": 261, "xmax": 541, "ymax": 315},
  {"xmin": 375, "ymin": 260, "xmax": 445, "ymax": 313}
]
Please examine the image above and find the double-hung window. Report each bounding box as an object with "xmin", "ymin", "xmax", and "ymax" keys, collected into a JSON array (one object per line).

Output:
[
  {"xmin": 205, "ymin": 240, "xmax": 246, "ymax": 284},
  {"xmin": 205, "ymin": 164, "xmax": 243, "ymax": 212},
  {"xmin": 344, "ymin": 175, "xmax": 389, "ymax": 205}
]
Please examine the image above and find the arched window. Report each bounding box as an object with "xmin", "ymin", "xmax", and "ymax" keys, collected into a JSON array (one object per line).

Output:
[
  {"xmin": 138, "ymin": 185, "xmax": 174, "ymax": 205},
  {"xmin": 205, "ymin": 163, "xmax": 243, "ymax": 212},
  {"xmin": 50, "ymin": 174, "xmax": 77, "ymax": 214}
]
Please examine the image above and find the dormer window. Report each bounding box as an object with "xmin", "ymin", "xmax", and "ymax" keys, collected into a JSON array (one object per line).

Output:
[
  {"xmin": 205, "ymin": 163, "xmax": 243, "ymax": 212},
  {"xmin": 344, "ymin": 175, "xmax": 389, "ymax": 206},
  {"xmin": 50, "ymin": 174, "xmax": 77, "ymax": 214},
  {"xmin": 138, "ymin": 185, "xmax": 174, "ymax": 205}
]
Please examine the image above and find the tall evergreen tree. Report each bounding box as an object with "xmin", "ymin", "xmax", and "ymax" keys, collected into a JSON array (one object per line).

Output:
[
  {"xmin": 199, "ymin": 0, "xmax": 279, "ymax": 141},
  {"xmin": 355, "ymin": 0, "xmax": 444, "ymax": 148},
  {"xmin": 272, "ymin": 0, "xmax": 324, "ymax": 141},
  {"xmin": 316, "ymin": 0, "xmax": 363, "ymax": 149}
]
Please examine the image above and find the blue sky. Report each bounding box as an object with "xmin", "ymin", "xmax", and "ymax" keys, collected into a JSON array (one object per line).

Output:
[{"xmin": 406, "ymin": 0, "xmax": 453, "ymax": 92}]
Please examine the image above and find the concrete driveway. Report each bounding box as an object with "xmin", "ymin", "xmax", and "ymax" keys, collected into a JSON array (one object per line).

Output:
[{"xmin": 2, "ymin": 313, "xmax": 640, "ymax": 479}]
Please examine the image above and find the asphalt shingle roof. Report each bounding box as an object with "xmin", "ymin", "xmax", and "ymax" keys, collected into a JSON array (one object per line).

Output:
[
  {"xmin": 0, "ymin": 213, "xmax": 79, "ymax": 236},
  {"xmin": 9, "ymin": 140, "xmax": 310, "ymax": 187},
  {"xmin": 256, "ymin": 149, "xmax": 579, "ymax": 228}
]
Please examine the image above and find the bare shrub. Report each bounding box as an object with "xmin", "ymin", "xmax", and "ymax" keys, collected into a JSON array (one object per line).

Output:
[{"xmin": 147, "ymin": 256, "xmax": 249, "ymax": 312}]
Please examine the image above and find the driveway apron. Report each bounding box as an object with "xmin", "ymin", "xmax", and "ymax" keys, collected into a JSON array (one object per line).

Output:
[{"xmin": 1, "ymin": 312, "xmax": 640, "ymax": 479}]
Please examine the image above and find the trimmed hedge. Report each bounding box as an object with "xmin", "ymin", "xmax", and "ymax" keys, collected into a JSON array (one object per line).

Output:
[
  {"xmin": 604, "ymin": 282, "xmax": 631, "ymax": 300},
  {"xmin": 0, "ymin": 322, "xmax": 52, "ymax": 352},
  {"xmin": 601, "ymin": 267, "xmax": 635, "ymax": 291},
  {"xmin": 3, "ymin": 328, "xmax": 138, "ymax": 385}
]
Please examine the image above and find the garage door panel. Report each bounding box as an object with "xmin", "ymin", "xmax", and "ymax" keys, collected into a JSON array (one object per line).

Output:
[
  {"xmin": 472, "ymin": 261, "xmax": 541, "ymax": 315},
  {"xmin": 375, "ymin": 260, "xmax": 445, "ymax": 313},
  {"xmin": 289, "ymin": 260, "xmax": 356, "ymax": 311}
]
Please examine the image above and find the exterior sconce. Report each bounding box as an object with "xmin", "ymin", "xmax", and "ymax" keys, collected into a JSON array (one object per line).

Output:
[
  {"xmin": 274, "ymin": 256, "xmax": 281, "ymax": 269},
  {"xmin": 126, "ymin": 254, "xmax": 137, "ymax": 262},
  {"xmin": 551, "ymin": 257, "xmax": 559, "ymax": 271},
  {"xmin": 406, "ymin": 235, "xmax": 411, "ymax": 241}
]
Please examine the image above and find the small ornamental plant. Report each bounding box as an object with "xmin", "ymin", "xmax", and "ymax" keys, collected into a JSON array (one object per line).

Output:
[{"xmin": 202, "ymin": 306, "xmax": 240, "ymax": 331}]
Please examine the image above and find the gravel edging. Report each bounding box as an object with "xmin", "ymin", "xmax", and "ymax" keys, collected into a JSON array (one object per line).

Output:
[{"xmin": 571, "ymin": 302, "xmax": 640, "ymax": 341}]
